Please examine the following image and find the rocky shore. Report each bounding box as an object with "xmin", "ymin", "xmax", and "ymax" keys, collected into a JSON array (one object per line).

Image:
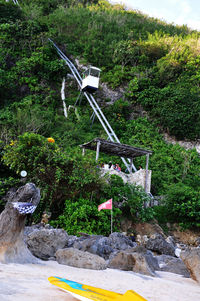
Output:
[
  {"xmin": 1, "ymin": 183, "xmax": 200, "ymax": 300},
  {"xmin": 24, "ymin": 222, "xmax": 200, "ymax": 284}
]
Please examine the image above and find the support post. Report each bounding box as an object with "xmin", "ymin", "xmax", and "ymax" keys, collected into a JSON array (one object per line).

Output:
[
  {"xmin": 129, "ymin": 158, "xmax": 133, "ymax": 174},
  {"xmin": 96, "ymin": 141, "xmax": 101, "ymax": 162},
  {"xmin": 111, "ymin": 208, "xmax": 113, "ymax": 234},
  {"xmin": 144, "ymin": 154, "xmax": 150, "ymax": 205},
  {"xmin": 82, "ymin": 147, "xmax": 85, "ymax": 156}
]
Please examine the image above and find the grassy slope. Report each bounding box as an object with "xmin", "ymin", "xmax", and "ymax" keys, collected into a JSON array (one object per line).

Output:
[{"xmin": 0, "ymin": 0, "xmax": 200, "ymax": 229}]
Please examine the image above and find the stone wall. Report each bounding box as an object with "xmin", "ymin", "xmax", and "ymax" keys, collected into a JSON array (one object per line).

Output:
[
  {"xmin": 100, "ymin": 168, "xmax": 151, "ymax": 193},
  {"xmin": 129, "ymin": 169, "xmax": 152, "ymax": 193}
]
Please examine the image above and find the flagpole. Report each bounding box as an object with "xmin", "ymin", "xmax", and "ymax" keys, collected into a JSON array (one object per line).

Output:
[{"xmin": 111, "ymin": 207, "xmax": 113, "ymax": 234}]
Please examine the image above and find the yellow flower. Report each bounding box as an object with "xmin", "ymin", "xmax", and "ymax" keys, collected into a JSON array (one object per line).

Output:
[
  {"xmin": 47, "ymin": 137, "xmax": 55, "ymax": 143},
  {"xmin": 10, "ymin": 140, "xmax": 17, "ymax": 146}
]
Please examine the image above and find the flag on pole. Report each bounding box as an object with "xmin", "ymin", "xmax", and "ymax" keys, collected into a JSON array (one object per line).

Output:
[{"xmin": 98, "ymin": 199, "xmax": 112, "ymax": 211}]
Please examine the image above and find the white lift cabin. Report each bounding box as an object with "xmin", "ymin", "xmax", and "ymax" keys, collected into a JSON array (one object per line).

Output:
[{"xmin": 81, "ymin": 66, "xmax": 101, "ymax": 94}]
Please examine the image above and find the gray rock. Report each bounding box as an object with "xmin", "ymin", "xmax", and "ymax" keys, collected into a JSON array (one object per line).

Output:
[
  {"xmin": 56, "ymin": 248, "xmax": 107, "ymax": 270},
  {"xmin": 156, "ymin": 255, "xmax": 190, "ymax": 278},
  {"xmin": 72, "ymin": 233, "xmax": 136, "ymax": 260},
  {"xmin": 108, "ymin": 232, "xmax": 137, "ymax": 250},
  {"xmin": 95, "ymin": 237, "xmax": 114, "ymax": 259},
  {"xmin": 73, "ymin": 235, "xmax": 103, "ymax": 251},
  {"xmin": 65, "ymin": 235, "xmax": 80, "ymax": 248},
  {"xmin": 73, "ymin": 235, "xmax": 113, "ymax": 259},
  {"xmin": 27, "ymin": 228, "xmax": 68, "ymax": 260},
  {"xmin": 146, "ymin": 234, "xmax": 175, "ymax": 256},
  {"xmin": 24, "ymin": 223, "xmax": 54, "ymax": 243}
]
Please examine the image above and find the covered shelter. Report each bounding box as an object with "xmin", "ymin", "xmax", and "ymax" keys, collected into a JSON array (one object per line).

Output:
[{"xmin": 80, "ymin": 138, "xmax": 153, "ymax": 193}]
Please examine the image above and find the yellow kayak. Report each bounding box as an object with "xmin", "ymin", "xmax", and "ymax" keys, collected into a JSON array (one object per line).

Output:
[{"xmin": 48, "ymin": 276, "xmax": 147, "ymax": 301}]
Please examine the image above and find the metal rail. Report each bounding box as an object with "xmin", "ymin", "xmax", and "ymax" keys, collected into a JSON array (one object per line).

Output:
[
  {"xmin": 48, "ymin": 39, "xmax": 137, "ymax": 172},
  {"xmin": 7, "ymin": 0, "xmax": 19, "ymax": 5}
]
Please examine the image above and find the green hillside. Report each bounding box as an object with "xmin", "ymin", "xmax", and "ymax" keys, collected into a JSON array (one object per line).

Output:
[{"xmin": 0, "ymin": 0, "xmax": 200, "ymax": 233}]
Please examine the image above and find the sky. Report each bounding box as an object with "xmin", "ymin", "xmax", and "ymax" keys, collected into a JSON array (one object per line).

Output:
[{"xmin": 110, "ymin": 0, "xmax": 200, "ymax": 31}]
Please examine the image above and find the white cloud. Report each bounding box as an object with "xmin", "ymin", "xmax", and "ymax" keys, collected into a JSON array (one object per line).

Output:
[{"xmin": 183, "ymin": 18, "xmax": 200, "ymax": 30}]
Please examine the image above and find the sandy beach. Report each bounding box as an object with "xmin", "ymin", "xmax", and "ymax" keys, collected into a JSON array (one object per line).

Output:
[{"xmin": 0, "ymin": 260, "xmax": 200, "ymax": 301}]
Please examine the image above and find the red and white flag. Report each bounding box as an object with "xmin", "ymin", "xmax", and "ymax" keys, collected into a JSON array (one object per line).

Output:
[{"xmin": 98, "ymin": 199, "xmax": 112, "ymax": 211}]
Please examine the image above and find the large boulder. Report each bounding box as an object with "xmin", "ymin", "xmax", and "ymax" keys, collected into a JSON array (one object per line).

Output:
[
  {"xmin": 56, "ymin": 248, "xmax": 107, "ymax": 270},
  {"xmin": 181, "ymin": 249, "xmax": 200, "ymax": 283},
  {"xmin": 108, "ymin": 246, "xmax": 159, "ymax": 277},
  {"xmin": 146, "ymin": 234, "xmax": 175, "ymax": 256},
  {"xmin": 27, "ymin": 228, "xmax": 68, "ymax": 260},
  {"xmin": 156, "ymin": 255, "xmax": 190, "ymax": 278},
  {"xmin": 0, "ymin": 183, "xmax": 40, "ymax": 263}
]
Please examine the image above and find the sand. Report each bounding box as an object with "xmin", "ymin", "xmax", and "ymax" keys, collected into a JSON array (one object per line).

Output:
[{"xmin": 0, "ymin": 260, "xmax": 200, "ymax": 301}]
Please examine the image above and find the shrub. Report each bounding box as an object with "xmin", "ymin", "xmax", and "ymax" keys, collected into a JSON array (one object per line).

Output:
[
  {"xmin": 51, "ymin": 197, "xmax": 121, "ymax": 236},
  {"xmin": 165, "ymin": 183, "xmax": 200, "ymax": 229}
]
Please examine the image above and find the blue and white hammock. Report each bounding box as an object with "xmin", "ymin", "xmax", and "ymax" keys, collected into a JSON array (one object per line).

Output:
[{"xmin": 12, "ymin": 202, "xmax": 37, "ymax": 215}]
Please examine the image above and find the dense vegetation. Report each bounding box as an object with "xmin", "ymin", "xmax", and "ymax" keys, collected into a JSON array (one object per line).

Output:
[{"xmin": 0, "ymin": 0, "xmax": 200, "ymax": 234}]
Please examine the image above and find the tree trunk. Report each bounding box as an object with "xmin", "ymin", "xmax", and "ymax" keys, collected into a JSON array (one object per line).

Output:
[{"xmin": 0, "ymin": 183, "xmax": 40, "ymax": 263}]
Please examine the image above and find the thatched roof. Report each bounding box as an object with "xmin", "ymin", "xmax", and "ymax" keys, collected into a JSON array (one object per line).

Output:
[{"xmin": 80, "ymin": 138, "xmax": 152, "ymax": 158}]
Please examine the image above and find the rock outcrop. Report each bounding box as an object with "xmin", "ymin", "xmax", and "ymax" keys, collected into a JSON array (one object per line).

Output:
[
  {"xmin": 22, "ymin": 223, "xmax": 194, "ymax": 281},
  {"xmin": 0, "ymin": 183, "xmax": 40, "ymax": 263}
]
